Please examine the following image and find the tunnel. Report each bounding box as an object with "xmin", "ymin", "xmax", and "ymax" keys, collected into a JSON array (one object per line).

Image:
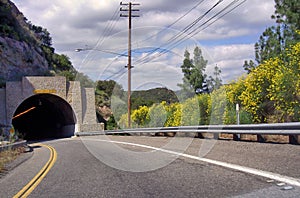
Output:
[{"xmin": 12, "ymin": 94, "xmax": 76, "ymax": 140}]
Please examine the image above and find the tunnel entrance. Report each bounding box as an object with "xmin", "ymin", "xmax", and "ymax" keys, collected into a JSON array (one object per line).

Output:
[{"xmin": 12, "ymin": 94, "xmax": 76, "ymax": 140}]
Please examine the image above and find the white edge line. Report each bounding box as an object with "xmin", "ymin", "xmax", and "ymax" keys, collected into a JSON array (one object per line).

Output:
[{"xmin": 82, "ymin": 138, "xmax": 300, "ymax": 187}]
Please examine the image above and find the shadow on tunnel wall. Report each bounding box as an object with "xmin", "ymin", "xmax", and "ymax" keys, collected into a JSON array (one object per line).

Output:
[{"xmin": 12, "ymin": 94, "xmax": 76, "ymax": 140}]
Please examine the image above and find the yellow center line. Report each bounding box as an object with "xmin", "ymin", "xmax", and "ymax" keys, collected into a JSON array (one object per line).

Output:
[{"xmin": 13, "ymin": 144, "xmax": 57, "ymax": 198}]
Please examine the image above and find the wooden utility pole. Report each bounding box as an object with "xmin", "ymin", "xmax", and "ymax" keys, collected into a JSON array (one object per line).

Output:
[{"xmin": 120, "ymin": 2, "xmax": 139, "ymax": 128}]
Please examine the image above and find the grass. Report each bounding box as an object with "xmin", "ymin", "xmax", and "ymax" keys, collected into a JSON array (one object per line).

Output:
[{"xmin": 0, "ymin": 147, "xmax": 25, "ymax": 173}]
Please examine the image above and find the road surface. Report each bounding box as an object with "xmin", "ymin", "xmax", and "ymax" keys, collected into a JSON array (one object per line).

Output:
[{"xmin": 1, "ymin": 135, "xmax": 300, "ymax": 197}]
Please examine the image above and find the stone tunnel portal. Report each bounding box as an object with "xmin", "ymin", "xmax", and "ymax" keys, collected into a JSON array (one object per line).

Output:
[{"xmin": 12, "ymin": 94, "xmax": 76, "ymax": 140}]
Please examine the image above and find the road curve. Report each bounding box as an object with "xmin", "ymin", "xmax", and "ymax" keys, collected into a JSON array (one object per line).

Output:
[{"xmin": 0, "ymin": 136, "xmax": 299, "ymax": 197}]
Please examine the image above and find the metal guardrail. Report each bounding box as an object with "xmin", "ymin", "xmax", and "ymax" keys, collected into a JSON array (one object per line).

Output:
[
  {"xmin": 75, "ymin": 122, "xmax": 300, "ymax": 144},
  {"xmin": 0, "ymin": 140, "xmax": 27, "ymax": 152}
]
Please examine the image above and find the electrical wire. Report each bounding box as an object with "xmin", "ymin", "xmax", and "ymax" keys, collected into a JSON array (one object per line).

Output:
[
  {"xmin": 162, "ymin": 0, "xmax": 243, "ymax": 52},
  {"xmin": 200, "ymin": 0, "xmax": 247, "ymax": 32},
  {"xmin": 93, "ymin": 6, "xmax": 120, "ymax": 49},
  {"xmin": 77, "ymin": 5, "xmax": 121, "ymax": 73},
  {"xmin": 132, "ymin": 0, "xmax": 206, "ymax": 47},
  {"xmin": 134, "ymin": 0, "xmax": 246, "ymax": 66},
  {"xmin": 91, "ymin": 0, "xmax": 210, "ymax": 80},
  {"xmin": 104, "ymin": 67, "xmax": 127, "ymax": 80},
  {"xmin": 101, "ymin": 0, "xmax": 247, "ymax": 81},
  {"xmin": 133, "ymin": 0, "xmax": 225, "ymax": 65}
]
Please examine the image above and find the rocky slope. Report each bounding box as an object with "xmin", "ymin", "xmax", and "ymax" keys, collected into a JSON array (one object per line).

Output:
[
  {"xmin": 0, "ymin": 0, "xmax": 50, "ymax": 86},
  {"xmin": 0, "ymin": 36, "xmax": 49, "ymax": 82}
]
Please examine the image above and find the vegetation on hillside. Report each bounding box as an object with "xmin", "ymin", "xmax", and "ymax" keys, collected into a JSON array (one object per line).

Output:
[
  {"xmin": 94, "ymin": 80, "xmax": 181, "ymax": 129},
  {"xmin": 0, "ymin": 0, "xmax": 93, "ymax": 86},
  {"xmin": 178, "ymin": 46, "xmax": 222, "ymax": 98},
  {"xmin": 243, "ymin": 0, "xmax": 300, "ymax": 72},
  {"xmin": 0, "ymin": 0, "xmax": 37, "ymax": 45},
  {"xmin": 118, "ymin": 0, "xmax": 300, "ymax": 128},
  {"xmin": 1, "ymin": 0, "xmax": 299, "ymax": 130}
]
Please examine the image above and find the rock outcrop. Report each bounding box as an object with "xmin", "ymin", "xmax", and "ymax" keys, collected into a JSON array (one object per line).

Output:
[
  {"xmin": 0, "ymin": 0, "xmax": 50, "ymax": 84},
  {"xmin": 0, "ymin": 36, "xmax": 49, "ymax": 82}
]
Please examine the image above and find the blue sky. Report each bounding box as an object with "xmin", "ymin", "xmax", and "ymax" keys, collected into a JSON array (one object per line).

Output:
[{"xmin": 12, "ymin": 0, "xmax": 276, "ymax": 91}]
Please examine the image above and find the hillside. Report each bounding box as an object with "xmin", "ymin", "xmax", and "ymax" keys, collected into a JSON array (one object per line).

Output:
[
  {"xmin": 0, "ymin": 0, "xmax": 49, "ymax": 85},
  {"xmin": 0, "ymin": 0, "xmax": 92, "ymax": 88},
  {"xmin": 131, "ymin": 87, "xmax": 179, "ymax": 110}
]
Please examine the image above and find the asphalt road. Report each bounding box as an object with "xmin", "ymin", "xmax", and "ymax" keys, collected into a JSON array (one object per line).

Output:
[{"xmin": 1, "ymin": 136, "xmax": 300, "ymax": 197}]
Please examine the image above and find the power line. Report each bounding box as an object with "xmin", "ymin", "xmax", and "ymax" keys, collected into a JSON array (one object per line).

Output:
[
  {"xmin": 77, "ymin": 5, "xmax": 121, "ymax": 73},
  {"xmin": 200, "ymin": 0, "xmax": 247, "ymax": 32},
  {"xmin": 131, "ymin": 0, "xmax": 206, "ymax": 47},
  {"xmin": 104, "ymin": 67, "xmax": 127, "ymax": 80},
  {"xmin": 134, "ymin": 0, "xmax": 225, "ymax": 65},
  {"xmin": 93, "ymin": 6, "xmax": 120, "ymax": 49},
  {"xmin": 134, "ymin": 0, "xmax": 246, "ymax": 66},
  {"xmin": 162, "ymin": 0, "xmax": 243, "ymax": 52}
]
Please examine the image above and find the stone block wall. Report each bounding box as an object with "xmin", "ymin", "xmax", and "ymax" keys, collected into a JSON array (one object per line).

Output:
[
  {"xmin": 82, "ymin": 88, "xmax": 97, "ymax": 125},
  {"xmin": 1, "ymin": 76, "xmax": 103, "ymax": 136},
  {"xmin": 6, "ymin": 81, "xmax": 23, "ymax": 125},
  {"xmin": 23, "ymin": 76, "xmax": 67, "ymax": 99},
  {"xmin": 66, "ymin": 81, "xmax": 82, "ymax": 126},
  {"xmin": 0, "ymin": 89, "xmax": 7, "ymax": 126}
]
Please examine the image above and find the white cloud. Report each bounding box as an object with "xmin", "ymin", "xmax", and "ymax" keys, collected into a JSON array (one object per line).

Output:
[
  {"xmin": 12, "ymin": 0, "xmax": 276, "ymax": 90},
  {"xmin": 206, "ymin": 44, "xmax": 254, "ymax": 62}
]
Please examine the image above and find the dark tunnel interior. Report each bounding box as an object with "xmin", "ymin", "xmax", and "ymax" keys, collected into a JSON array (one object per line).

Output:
[{"xmin": 12, "ymin": 94, "xmax": 76, "ymax": 140}]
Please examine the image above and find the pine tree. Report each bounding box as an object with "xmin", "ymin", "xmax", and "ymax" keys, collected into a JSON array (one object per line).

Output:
[
  {"xmin": 207, "ymin": 64, "xmax": 222, "ymax": 91},
  {"xmin": 178, "ymin": 46, "xmax": 208, "ymax": 96},
  {"xmin": 190, "ymin": 46, "xmax": 207, "ymax": 92},
  {"xmin": 243, "ymin": 60, "xmax": 256, "ymax": 74},
  {"xmin": 178, "ymin": 49, "xmax": 194, "ymax": 97},
  {"xmin": 243, "ymin": 0, "xmax": 300, "ymax": 71}
]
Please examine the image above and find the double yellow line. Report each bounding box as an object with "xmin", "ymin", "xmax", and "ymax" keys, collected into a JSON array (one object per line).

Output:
[{"xmin": 14, "ymin": 144, "xmax": 57, "ymax": 198}]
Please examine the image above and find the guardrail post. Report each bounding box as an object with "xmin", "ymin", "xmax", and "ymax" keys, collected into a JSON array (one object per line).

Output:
[
  {"xmin": 213, "ymin": 133, "xmax": 219, "ymax": 140},
  {"xmin": 100, "ymin": 123, "xmax": 105, "ymax": 131},
  {"xmin": 257, "ymin": 134, "xmax": 266, "ymax": 143},
  {"xmin": 197, "ymin": 133, "xmax": 204, "ymax": 139},
  {"xmin": 233, "ymin": 134, "xmax": 240, "ymax": 141},
  {"xmin": 289, "ymin": 135, "xmax": 300, "ymax": 145}
]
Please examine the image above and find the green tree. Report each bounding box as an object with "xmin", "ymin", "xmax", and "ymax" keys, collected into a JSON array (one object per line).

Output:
[
  {"xmin": 244, "ymin": 0, "xmax": 300, "ymax": 70},
  {"xmin": 190, "ymin": 46, "xmax": 207, "ymax": 92},
  {"xmin": 178, "ymin": 49, "xmax": 194, "ymax": 97},
  {"xmin": 178, "ymin": 46, "xmax": 208, "ymax": 97},
  {"xmin": 96, "ymin": 80, "xmax": 123, "ymax": 97},
  {"xmin": 254, "ymin": 0, "xmax": 300, "ymax": 64},
  {"xmin": 255, "ymin": 26, "xmax": 284, "ymax": 64},
  {"xmin": 29, "ymin": 24, "xmax": 52, "ymax": 47},
  {"xmin": 95, "ymin": 80, "xmax": 124, "ymax": 107},
  {"xmin": 106, "ymin": 116, "xmax": 118, "ymax": 130},
  {"xmin": 243, "ymin": 60, "xmax": 256, "ymax": 74},
  {"xmin": 207, "ymin": 64, "xmax": 222, "ymax": 91},
  {"xmin": 272, "ymin": 0, "xmax": 300, "ymax": 46}
]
